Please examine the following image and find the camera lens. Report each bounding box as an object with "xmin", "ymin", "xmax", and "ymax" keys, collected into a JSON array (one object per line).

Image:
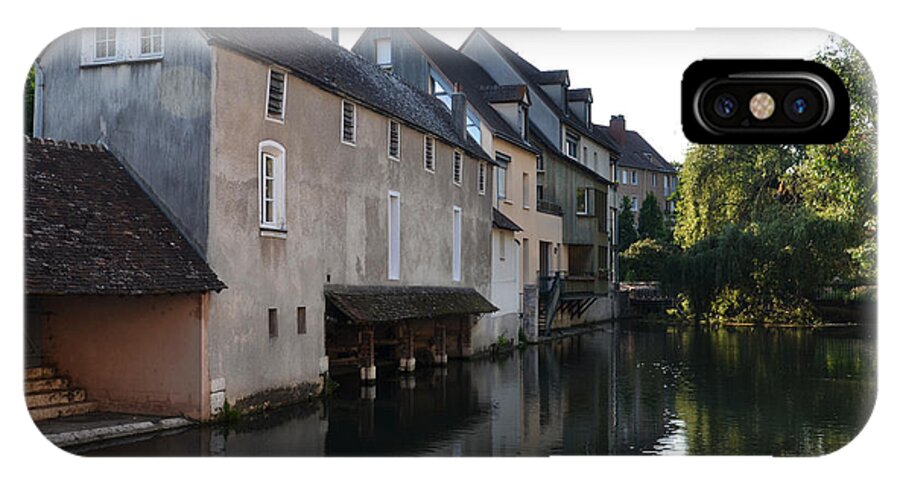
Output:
[
  {"xmin": 713, "ymin": 94, "xmax": 738, "ymax": 118},
  {"xmin": 784, "ymin": 88, "xmax": 819, "ymax": 123}
]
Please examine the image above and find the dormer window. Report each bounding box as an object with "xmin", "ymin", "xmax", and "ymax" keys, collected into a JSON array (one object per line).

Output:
[
  {"xmin": 375, "ymin": 38, "xmax": 392, "ymax": 70},
  {"xmin": 429, "ymin": 67, "xmax": 453, "ymax": 109},
  {"xmin": 266, "ymin": 69, "xmax": 286, "ymax": 121}
]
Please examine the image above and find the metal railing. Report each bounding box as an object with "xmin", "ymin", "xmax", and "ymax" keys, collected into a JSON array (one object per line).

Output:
[{"xmin": 537, "ymin": 199, "xmax": 564, "ymax": 216}]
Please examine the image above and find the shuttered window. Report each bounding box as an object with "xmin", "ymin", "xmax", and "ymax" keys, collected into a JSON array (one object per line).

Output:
[
  {"xmin": 267, "ymin": 69, "xmax": 286, "ymax": 121},
  {"xmin": 453, "ymin": 151, "xmax": 463, "ymax": 185},
  {"xmin": 388, "ymin": 120, "xmax": 400, "ymax": 160},
  {"xmin": 478, "ymin": 162, "xmax": 486, "ymax": 195},
  {"xmin": 424, "ymin": 136, "xmax": 435, "ymax": 172},
  {"xmin": 341, "ymin": 100, "xmax": 356, "ymax": 145}
]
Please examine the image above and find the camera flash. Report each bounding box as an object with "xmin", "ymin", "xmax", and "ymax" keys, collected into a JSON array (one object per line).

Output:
[{"xmin": 750, "ymin": 92, "xmax": 775, "ymax": 120}]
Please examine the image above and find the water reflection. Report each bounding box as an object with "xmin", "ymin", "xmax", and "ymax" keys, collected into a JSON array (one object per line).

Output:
[{"xmin": 83, "ymin": 324, "xmax": 875, "ymax": 456}]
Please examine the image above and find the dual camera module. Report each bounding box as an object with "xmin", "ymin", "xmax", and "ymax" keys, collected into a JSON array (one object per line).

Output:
[{"xmin": 683, "ymin": 60, "xmax": 849, "ymax": 143}]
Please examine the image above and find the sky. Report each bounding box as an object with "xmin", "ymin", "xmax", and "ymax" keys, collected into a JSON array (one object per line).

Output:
[{"xmin": 313, "ymin": 28, "xmax": 831, "ymax": 164}]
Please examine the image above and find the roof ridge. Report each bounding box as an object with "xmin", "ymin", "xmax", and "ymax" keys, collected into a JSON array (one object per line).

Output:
[{"xmin": 25, "ymin": 136, "xmax": 107, "ymax": 153}]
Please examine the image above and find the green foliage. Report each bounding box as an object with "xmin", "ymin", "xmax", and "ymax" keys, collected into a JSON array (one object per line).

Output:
[
  {"xmin": 668, "ymin": 38, "xmax": 876, "ymax": 323},
  {"xmin": 216, "ymin": 400, "xmax": 242, "ymax": 423},
  {"xmin": 638, "ymin": 191, "xmax": 666, "ymax": 241},
  {"xmin": 620, "ymin": 238, "xmax": 674, "ymax": 282},
  {"xmin": 617, "ymin": 196, "xmax": 638, "ymax": 251}
]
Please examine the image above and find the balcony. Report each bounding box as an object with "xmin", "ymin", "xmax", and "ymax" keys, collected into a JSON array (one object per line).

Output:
[{"xmin": 536, "ymin": 199, "xmax": 563, "ymax": 217}]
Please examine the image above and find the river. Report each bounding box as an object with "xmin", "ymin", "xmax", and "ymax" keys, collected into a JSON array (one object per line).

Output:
[{"xmin": 79, "ymin": 323, "xmax": 876, "ymax": 456}]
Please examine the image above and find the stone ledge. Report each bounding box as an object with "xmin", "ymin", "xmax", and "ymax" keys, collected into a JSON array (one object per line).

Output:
[{"xmin": 44, "ymin": 417, "xmax": 193, "ymax": 448}]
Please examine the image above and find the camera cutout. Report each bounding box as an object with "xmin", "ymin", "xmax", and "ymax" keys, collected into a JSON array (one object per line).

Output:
[{"xmin": 683, "ymin": 60, "xmax": 849, "ymax": 144}]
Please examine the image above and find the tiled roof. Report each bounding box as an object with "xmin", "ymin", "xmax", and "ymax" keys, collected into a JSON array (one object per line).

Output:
[
  {"xmin": 324, "ymin": 285, "xmax": 498, "ymax": 324},
  {"xmin": 479, "ymin": 84, "xmax": 529, "ymax": 104},
  {"xmin": 595, "ymin": 127, "xmax": 677, "ymax": 173},
  {"xmin": 25, "ymin": 138, "xmax": 226, "ymax": 295},
  {"xmin": 533, "ymin": 69, "xmax": 569, "ymax": 85},
  {"xmin": 492, "ymin": 208, "xmax": 523, "ymax": 232},
  {"xmin": 568, "ymin": 88, "xmax": 592, "ymax": 102},
  {"xmin": 399, "ymin": 28, "xmax": 540, "ymax": 155},
  {"xmin": 202, "ymin": 28, "xmax": 493, "ymax": 164},
  {"xmin": 465, "ymin": 29, "xmax": 620, "ymax": 155}
]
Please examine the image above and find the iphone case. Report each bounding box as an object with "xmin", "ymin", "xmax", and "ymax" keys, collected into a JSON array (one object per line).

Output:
[{"xmin": 23, "ymin": 27, "xmax": 876, "ymax": 456}]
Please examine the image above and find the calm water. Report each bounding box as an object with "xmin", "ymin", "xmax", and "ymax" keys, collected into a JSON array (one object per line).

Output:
[{"xmin": 80, "ymin": 324, "xmax": 876, "ymax": 456}]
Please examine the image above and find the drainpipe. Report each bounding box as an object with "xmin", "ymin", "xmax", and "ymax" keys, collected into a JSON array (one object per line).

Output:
[{"xmin": 32, "ymin": 61, "xmax": 44, "ymax": 138}]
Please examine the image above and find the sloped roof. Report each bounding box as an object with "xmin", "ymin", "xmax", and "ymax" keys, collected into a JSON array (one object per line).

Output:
[
  {"xmin": 25, "ymin": 138, "xmax": 226, "ymax": 296},
  {"xmin": 595, "ymin": 127, "xmax": 677, "ymax": 173},
  {"xmin": 533, "ymin": 69, "xmax": 569, "ymax": 85},
  {"xmin": 568, "ymin": 88, "xmax": 592, "ymax": 102},
  {"xmin": 492, "ymin": 208, "xmax": 523, "ymax": 232},
  {"xmin": 202, "ymin": 28, "xmax": 492, "ymax": 163},
  {"xmin": 325, "ymin": 285, "xmax": 497, "ymax": 324},
  {"xmin": 464, "ymin": 29, "xmax": 620, "ymax": 155},
  {"xmin": 527, "ymin": 121, "xmax": 613, "ymax": 186},
  {"xmin": 479, "ymin": 84, "xmax": 529, "ymax": 104},
  {"xmin": 399, "ymin": 28, "xmax": 539, "ymax": 155}
]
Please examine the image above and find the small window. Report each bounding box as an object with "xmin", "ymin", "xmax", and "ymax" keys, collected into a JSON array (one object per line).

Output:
[
  {"xmin": 267, "ymin": 69, "xmax": 286, "ymax": 121},
  {"xmin": 576, "ymin": 188, "xmax": 593, "ymax": 216},
  {"xmin": 497, "ymin": 166, "xmax": 508, "ymax": 201},
  {"xmin": 296, "ymin": 307, "xmax": 307, "ymax": 335},
  {"xmin": 664, "ymin": 175, "xmax": 670, "ymax": 194},
  {"xmin": 632, "ymin": 196, "xmax": 639, "ymax": 212},
  {"xmin": 259, "ymin": 141, "xmax": 287, "ymax": 231},
  {"xmin": 388, "ymin": 120, "xmax": 401, "ymax": 160},
  {"xmin": 424, "ymin": 136, "xmax": 435, "ymax": 172},
  {"xmin": 652, "ymin": 173, "xmax": 658, "ymax": 187},
  {"xmin": 478, "ymin": 162, "xmax": 486, "ymax": 195},
  {"xmin": 453, "ymin": 151, "xmax": 463, "ymax": 186},
  {"xmin": 565, "ymin": 132, "xmax": 579, "ymax": 159},
  {"xmin": 375, "ymin": 38, "xmax": 392, "ymax": 69},
  {"xmin": 466, "ymin": 110, "xmax": 482, "ymax": 145},
  {"xmin": 268, "ymin": 308, "xmax": 278, "ymax": 338},
  {"xmin": 429, "ymin": 67, "xmax": 452, "ymax": 109},
  {"xmin": 452, "ymin": 206, "xmax": 462, "ymax": 282},
  {"xmin": 536, "ymin": 184, "xmax": 544, "ymax": 201},
  {"xmin": 536, "ymin": 154, "xmax": 545, "ymax": 172},
  {"xmin": 388, "ymin": 191, "xmax": 401, "ymax": 280},
  {"xmin": 94, "ymin": 28, "xmax": 116, "ymax": 61},
  {"xmin": 582, "ymin": 146, "xmax": 588, "ymax": 162},
  {"xmin": 341, "ymin": 100, "xmax": 356, "ymax": 145},
  {"xmin": 523, "ymin": 172, "xmax": 530, "ymax": 209},
  {"xmin": 621, "ymin": 169, "xmax": 628, "ymax": 185},
  {"xmin": 631, "ymin": 171, "xmax": 638, "ymax": 185},
  {"xmin": 499, "ymin": 233, "xmax": 506, "ymax": 261},
  {"xmin": 140, "ymin": 28, "xmax": 163, "ymax": 56}
]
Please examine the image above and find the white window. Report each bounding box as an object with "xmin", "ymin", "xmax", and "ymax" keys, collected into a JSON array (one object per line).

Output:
[
  {"xmin": 258, "ymin": 141, "xmax": 286, "ymax": 231},
  {"xmin": 466, "ymin": 109, "xmax": 482, "ymax": 145},
  {"xmin": 664, "ymin": 175, "xmax": 670, "ymax": 194},
  {"xmin": 632, "ymin": 196, "xmax": 639, "ymax": 212},
  {"xmin": 341, "ymin": 100, "xmax": 356, "ymax": 145},
  {"xmin": 536, "ymin": 154, "xmax": 545, "ymax": 172},
  {"xmin": 478, "ymin": 162, "xmax": 486, "ymax": 195},
  {"xmin": 266, "ymin": 69, "xmax": 286, "ymax": 121},
  {"xmin": 424, "ymin": 136, "xmax": 435, "ymax": 172},
  {"xmin": 652, "ymin": 173, "xmax": 658, "ymax": 187},
  {"xmin": 576, "ymin": 188, "xmax": 594, "ymax": 216},
  {"xmin": 94, "ymin": 28, "xmax": 116, "ymax": 61},
  {"xmin": 523, "ymin": 172, "xmax": 530, "ymax": 209},
  {"xmin": 452, "ymin": 206, "xmax": 462, "ymax": 282},
  {"xmin": 429, "ymin": 67, "xmax": 452, "ymax": 109},
  {"xmin": 631, "ymin": 171, "xmax": 638, "ymax": 185},
  {"xmin": 453, "ymin": 151, "xmax": 463, "ymax": 186},
  {"xmin": 388, "ymin": 191, "xmax": 401, "ymax": 280},
  {"xmin": 140, "ymin": 28, "xmax": 163, "ymax": 56},
  {"xmin": 388, "ymin": 120, "xmax": 401, "ymax": 160},
  {"xmin": 375, "ymin": 38, "xmax": 392, "ymax": 69},
  {"xmin": 621, "ymin": 169, "xmax": 628, "ymax": 185},
  {"xmin": 565, "ymin": 132, "xmax": 579, "ymax": 159}
]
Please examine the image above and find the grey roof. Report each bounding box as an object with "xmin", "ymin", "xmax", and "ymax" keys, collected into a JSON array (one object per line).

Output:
[
  {"xmin": 25, "ymin": 138, "xmax": 226, "ymax": 296},
  {"xmin": 533, "ymin": 70, "xmax": 569, "ymax": 85},
  {"xmin": 527, "ymin": 122, "xmax": 612, "ymax": 186},
  {"xmin": 595, "ymin": 126, "xmax": 677, "ymax": 173},
  {"xmin": 568, "ymin": 88, "xmax": 592, "ymax": 102},
  {"xmin": 464, "ymin": 29, "xmax": 620, "ymax": 155},
  {"xmin": 492, "ymin": 208, "xmax": 523, "ymax": 232},
  {"xmin": 397, "ymin": 28, "xmax": 540, "ymax": 155},
  {"xmin": 324, "ymin": 285, "xmax": 497, "ymax": 324},
  {"xmin": 203, "ymin": 28, "xmax": 493, "ymax": 164},
  {"xmin": 479, "ymin": 84, "xmax": 529, "ymax": 104}
]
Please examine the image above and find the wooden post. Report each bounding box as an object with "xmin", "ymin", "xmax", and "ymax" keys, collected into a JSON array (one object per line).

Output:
[
  {"xmin": 399, "ymin": 321, "xmax": 416, "ymax": 373},
  {"xmin": 359, "ymin": 324, "xmax": 376, "ymax": 385},
  {"xmin": 434, "ymin": 320, "xmax": 448, "ymax": 365}
]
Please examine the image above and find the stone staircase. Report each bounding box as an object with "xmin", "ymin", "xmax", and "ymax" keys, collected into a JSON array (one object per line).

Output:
[{"xmin": 26, "ymin": 366, "xmax": 97, "ymax": 421}]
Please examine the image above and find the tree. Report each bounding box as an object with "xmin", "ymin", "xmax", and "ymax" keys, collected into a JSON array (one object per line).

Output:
[
  {"xmin": 618, "ymin": 196, "xmax": 638, "ymax": 252},
  {"xmin": 620, "ymin": 237, "xmax": 674, "ymax": 282},
  {"xmin": 24, "ymin": 65, "xmax": 35, "ymax": 137},
  {"xmin": 638, "ymin": 191, "xmax": 666, "ymax": 241}
]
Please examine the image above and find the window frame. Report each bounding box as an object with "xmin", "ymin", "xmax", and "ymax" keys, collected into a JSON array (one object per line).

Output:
[
  {"xmin": 522, "ymin": 172, "xmax": 530, "ymax": 209},
  {"xmin": 423, "ymin": 136, "xmax": 436, "ymax": 173},
  {"xmin": 388, "ymin": 191, "xmax": 401, "ymax": 280},
  {"xmin": 268, "ymin": 308, "xmax": 279, "ymax": 339},
  {"xmin": 621, "ymin": 169, "xmax": 628, "ymax": 185},
  {"xmin": 631, "ymin": 170, "xmax": 638, "ymax": 185},
  {"xmin": 478, "ymin": 162, "xmax": 486, "ymax": 195},
  {"xmin": 93, "ymin": 28, "xmax": 117, "ymax": 62},
  {"xmin": 296, "ymin": 306, "xmax": 307, "ymax": 335},
  {"xmin": 565, "ymin": 133, "xmax": 579, "ymax": 160},
  {"xmin": 266, "ymin": 68, "xmax": 287, "ymax": 123},
  {"xmin": 258, "ymin": 140, "xmax": 287, "ymax": 232},
  {"xmin": 139, "ymin": 27, "xmax": 164, "ymax": 58},
  {"xmin": 452, "ymin": 206, "xmax": 462, "ymax": 282},
  {"xmin": 576, "ymin": 187, "xmax": 593, "ymax": 216},
  {"xmin": 375, "ymin": 37, "xmax": 392, "ymax": 69},
  {"xmin": 341, "ymin": 100, "xmax": 357, "ymax": 146},
  {"xmin": 496, "ymin": 152, "xmax": 511, "ymax": 202},
  {"xmin": 388, "ymin": 119, "xmax": 401, "ymax": 161},
  {"xmin": 452, "ymin": 151, "xmax": 463, "ymax": 186}
]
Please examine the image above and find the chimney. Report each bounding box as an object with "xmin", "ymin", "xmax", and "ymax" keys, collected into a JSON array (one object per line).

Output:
[
  {"xmin": 610, "ymin": 114, "xmax": 626, "ymax": 145},
  {"xmin": 451, "ymin": 92, "xmax": 467, "ymax": 139},
  {"xmin": 331, "ymin": 28, "xmax": 340, "ymax": 44}
]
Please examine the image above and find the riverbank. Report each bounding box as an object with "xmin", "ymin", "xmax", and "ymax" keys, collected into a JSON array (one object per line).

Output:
[{"xmin": 36, "ymin": 412, "xmax": 193, "ymax": 450}]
